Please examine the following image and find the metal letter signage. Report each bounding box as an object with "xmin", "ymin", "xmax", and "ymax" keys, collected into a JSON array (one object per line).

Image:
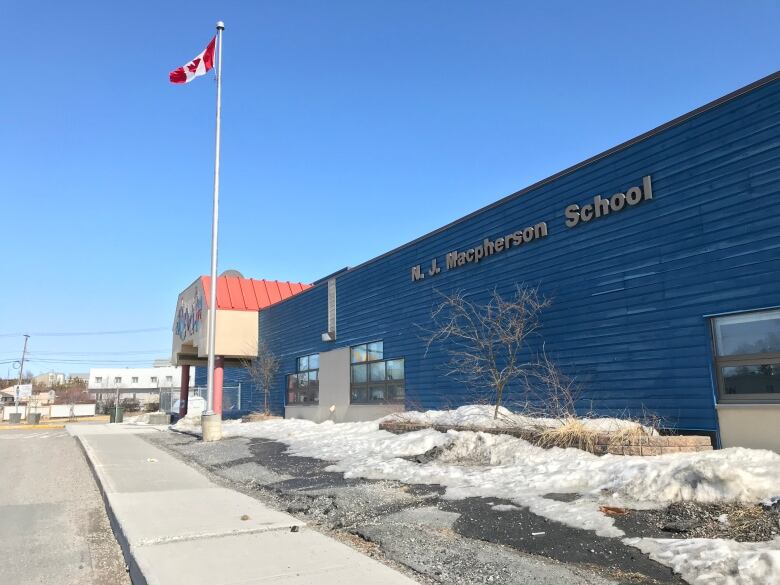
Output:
[
  {"xmin": 564, "ymin": 176, "xmax": 653, "ymax": 228},
  {"xmin": 411, "ymin": 221, "xmax": 549, "ymax": 281},
  {"xmin": 410, "ymin": 175, "xmax": 654, "ymax": 282}
]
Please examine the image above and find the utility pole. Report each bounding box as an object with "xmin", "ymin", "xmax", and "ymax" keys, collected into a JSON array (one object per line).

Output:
[{"xmin": 15, "ymin": 334, "xmax": 30, "ymax": 415}]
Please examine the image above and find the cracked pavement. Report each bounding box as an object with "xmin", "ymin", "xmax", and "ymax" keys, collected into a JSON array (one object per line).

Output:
[{"xmin": 144, "ymin": 430, "xmax": 686, "ymax": 585}]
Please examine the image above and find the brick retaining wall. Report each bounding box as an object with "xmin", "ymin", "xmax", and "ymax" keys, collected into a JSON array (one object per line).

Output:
[{"xmin": 378, "ymin": 422, "xmax": 713, "ymax": 456}]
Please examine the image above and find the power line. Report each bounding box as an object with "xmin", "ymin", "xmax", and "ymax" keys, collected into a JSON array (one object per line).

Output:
[
  {"xmin": 28, "ymin": 358, "xmax": 168, "ymax": 365},
  {"xmin": 0, "ymin": 327, "xmax": 169, "ymax": 338},
  {"xmin": 23, "ymin": 350, "xmax": 169, "ymax": 356}
]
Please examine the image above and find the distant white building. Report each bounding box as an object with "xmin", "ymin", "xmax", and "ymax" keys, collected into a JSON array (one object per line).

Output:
[
  {"xmin": 31, "ymin": 371, "xmax": 66, "ymax": 387},
  {"xmin": 87, "ymin": 365, "xmax": 194, "ymax": 406}
]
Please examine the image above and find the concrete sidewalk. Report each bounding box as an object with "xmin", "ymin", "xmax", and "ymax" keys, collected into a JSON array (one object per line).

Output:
[{"xmin": 69, "ymin": 424, "xmax": 419, "ymax": 585}]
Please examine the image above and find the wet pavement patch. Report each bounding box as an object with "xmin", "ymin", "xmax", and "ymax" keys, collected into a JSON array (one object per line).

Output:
[
  {"xmin": 443, "ymin": 497, "xmax": 685, "ymax": 584},
  {"xmin": 144, "ymin": 432, "xmax": 691, "ymax": 584}
]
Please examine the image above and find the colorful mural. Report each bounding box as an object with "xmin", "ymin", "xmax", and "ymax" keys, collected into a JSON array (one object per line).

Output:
[{"xmin": 175, "ymin": 291, "xmax": 204, "ymax": 341}]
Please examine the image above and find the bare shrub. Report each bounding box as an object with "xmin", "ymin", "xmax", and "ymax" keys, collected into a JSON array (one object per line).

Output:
[
  {"xmin": 426, "ymin": 285, "xmax": 550, "ymax": 419},
  {"xmin": 242, "ymin": 339, "xmax": 280, "ymax": 415}
]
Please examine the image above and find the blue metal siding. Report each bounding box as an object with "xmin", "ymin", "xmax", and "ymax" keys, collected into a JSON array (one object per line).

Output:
[
  {"xmin": 193, "ymin": 367, "xmax": 256, "ymax": 416},
  {"xmin": 256, "ymin": 76, "xmax": 780, "ymax": 431}
]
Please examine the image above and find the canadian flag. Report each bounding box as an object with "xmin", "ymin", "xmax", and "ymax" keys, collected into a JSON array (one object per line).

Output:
[{"xmin": 169, "ymin": 37, "xmax": 216, "ymax": 84}]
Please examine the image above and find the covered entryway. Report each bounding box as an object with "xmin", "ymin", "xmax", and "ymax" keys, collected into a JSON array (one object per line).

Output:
[{"xmin": 171, "ymin": 272, "xmax": 310, "ymax": 417}]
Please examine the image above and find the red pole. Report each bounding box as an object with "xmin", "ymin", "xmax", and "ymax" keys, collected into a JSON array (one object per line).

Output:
[
  {"xmin": 179, "ymin": 365, "xmax": 190, "ymax": 418},
  {"xmin": 213, "ymin": 356, "xmax": 224, "ymax": 416}
]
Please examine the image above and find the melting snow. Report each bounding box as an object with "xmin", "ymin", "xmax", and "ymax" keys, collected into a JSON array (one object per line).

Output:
[
  {"xmin": 172, "ymin": 407, "xmax": 780, "ymax": 584},
  {"xmin": 384, "ymin": 404, "xmax": 656, "ymax": 434},
  {"xmin": 625, "ymin": 537, "xmax": 780, "ymax": 585}
]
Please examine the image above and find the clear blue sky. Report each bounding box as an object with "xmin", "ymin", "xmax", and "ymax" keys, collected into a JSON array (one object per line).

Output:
[{"xmin": 2, "ymin": 1, "xmax": 778, "ymax": 375}]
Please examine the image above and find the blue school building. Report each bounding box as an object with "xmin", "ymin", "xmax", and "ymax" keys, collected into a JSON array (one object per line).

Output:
[{"xmin": 185, "ymin": 71, "xmax": 780, "ymax": 450}]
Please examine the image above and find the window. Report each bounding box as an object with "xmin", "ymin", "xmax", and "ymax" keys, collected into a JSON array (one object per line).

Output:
[
  {"xmin": 114, "ymin": 377, "xmax": 122, "ymax": 384},
  {"xmin": 131, "ymin": 377, "xmax": 139, "ymax": 384},
  {"xmin": 350, "ymin": 341, "xmax": 404, "ymax": 404},
  {"xmin": 95, "ymin": 376, "xmax": 103, "ymax": 384},
  {"xmin": 712, "ymin": 308, "xmax": 780, "ymax": 402},
  {"xmin": 151, "ymin": 376, "xmax": 158, "ymax": 384},
  {"xmin": 287, "ymin": 353, "xmax": 320, "ymax": 404},
  {"xmin": 166, "ymin": 376, "xmax": 173, "ymax": 383}
]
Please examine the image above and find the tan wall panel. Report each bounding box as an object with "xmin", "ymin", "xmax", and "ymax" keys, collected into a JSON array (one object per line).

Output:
[
  {"xmin": 214, "ymin": 310, "xmax": 258, "ymax": 358},
  {"xmin": 285, "ymin": 347, "xmax": 404, "ymax": 422},
  {"xmin": 717, "ymin": 404, "xmax": 780, "ymax": 452}
]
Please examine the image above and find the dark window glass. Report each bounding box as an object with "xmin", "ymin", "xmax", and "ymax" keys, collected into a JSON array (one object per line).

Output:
[
  {"xmin": 350, "ymin": 387, "xmax": 367, "ymax": 403},
  {"xmin": 351, "ymin": 364, "xmax": 368, "ymax": 384},
  {"xmin": 369, "ymin": 361, "xmax": 386, "ymax": 382},
  {"xmin": 287, "ymin": 353, "xmax": 320, "ymax": 404},
  {"xmin": 349, "ymin": 341, "xmax": 403, "ymax": 404},
  {"xmin": 386, "ymin": 359, "xmax": 404, "ymax": 381},
  {"xmin": 369, "ymin": 385, "xmax": 386, "ymax": 401},
  {"xmin": 286, "ymin": 374, "xmax": 298, "ymax": 403},
  {"xmin": 351, "ymin": 344, "xmax": 367, "ymax": 364},
  {"xmin": 367, "ymin": 341, "xmax": 384, "ymax": 361},
  {"xmin": 722, "ymin": 364, "xmax": 780, "ymax": 395},
  {"xmin": 712, "ymin": 309, "xmax": 780, "ymax": 402},
  {"xmin": 387, "ymin": 383, "xmax": 405, "ymax": 402},
  {"xmin": 714, "ymin": 309, "xmax": 780, "ymax": 356}
]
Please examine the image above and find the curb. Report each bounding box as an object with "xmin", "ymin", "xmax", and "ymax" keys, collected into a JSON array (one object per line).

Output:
[
  {"xmin": 0, "ymin": 424, "xmax": 66, "ymax": 430},
  {"xmin": 75, "ymin": 435, "xmax": 147, "ymax": 585}
]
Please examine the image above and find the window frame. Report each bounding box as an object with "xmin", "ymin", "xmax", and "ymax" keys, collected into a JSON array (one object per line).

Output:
[
  {"xmin": 349, "ymin": 341, "xmax": 405, "ymax": 405},
  {"xmin": 287, "ymin": 352, "xmax": 320, "ymax": 405},
  {"xmin": 710, "ymin": 309, "xmax": 780, "ymax": 403}
]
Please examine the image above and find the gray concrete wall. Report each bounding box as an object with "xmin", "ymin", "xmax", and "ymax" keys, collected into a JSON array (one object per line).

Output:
[{"xmin": 285, "ymin": 347, "xmax": 404, "ymax": 423}]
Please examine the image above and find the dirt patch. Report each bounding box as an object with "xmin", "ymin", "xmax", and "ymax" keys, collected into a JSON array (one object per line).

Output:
[{"xmin": 616, "ymin": 501, "xmax": 780, "ymax": 541}]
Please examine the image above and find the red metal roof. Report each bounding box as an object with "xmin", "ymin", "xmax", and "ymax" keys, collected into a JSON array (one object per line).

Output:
[{"xmin": 200, "ymin": 276, "xmax": 311, "ymax": 311}]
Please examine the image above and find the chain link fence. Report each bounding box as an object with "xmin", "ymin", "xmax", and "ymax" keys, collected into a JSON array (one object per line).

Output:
[{"xmin": 159, "ymin": 384, "xmax": 242, "ymax": 414}]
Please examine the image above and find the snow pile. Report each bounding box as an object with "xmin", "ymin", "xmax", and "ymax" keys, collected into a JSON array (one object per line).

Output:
[
  {"xmin": 186, "ymin": 413, "xmax": 780, "ymax": 584},
  {"xmin": 172, "ymin": 414, "xmax": 202, "ymax": 433},
  {"xmin": 625, "ymin": 537, "xmax": 780, "ymax": 585},
  {"xmin": 217, "ymin": 418, "xmax": 780, "ymax": 537},
  {"xmin": 123, "ymin": 413, "xmax": 150, "ymax": 424},
  {"xmin": 383, "ymin": 404, "xmax": 655, "ymax": 434}
]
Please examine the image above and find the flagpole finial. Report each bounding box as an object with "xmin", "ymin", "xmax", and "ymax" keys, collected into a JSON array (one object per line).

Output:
[{"xmin": 216, "ymin": 21, "xmax": 225, "ymax": 30}]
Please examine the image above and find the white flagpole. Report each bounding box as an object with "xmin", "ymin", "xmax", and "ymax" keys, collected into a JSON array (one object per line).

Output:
[{"xmin": 205, "ymin": 21, "xmax": 224, "ymax": 420}]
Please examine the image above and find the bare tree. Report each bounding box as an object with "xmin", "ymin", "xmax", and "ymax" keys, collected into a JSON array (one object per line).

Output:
[
  {"xmin": 242, "ymin": 340, "xmax": 280, "ymax": 415},
  {"xmin": 54, "ymin": 380, "xmax": 90, "ymax": 406},
  {"xmin": 526, "ymin": 345, "xmax": 579, "ymax": 419},
  {"xmin": 426, "ymin": 285, "xmax": 550, "ymax": 419}
]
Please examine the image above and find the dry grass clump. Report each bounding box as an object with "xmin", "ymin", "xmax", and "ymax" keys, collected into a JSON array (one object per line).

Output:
[
  {"xmin": 241, "ymin": 411, "xmax": 281, "ymax": 423},
  {"xmin": 535, "ymin": 416, "xmax": 600, "ymax": 450},
  {"xmin": 534, "ymin": 415, "xmax": 656, "ymax": 451}
]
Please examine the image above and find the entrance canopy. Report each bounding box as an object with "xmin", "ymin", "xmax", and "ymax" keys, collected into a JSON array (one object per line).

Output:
[{"xmin": 171, "ymin": 275, "xmax": 310, "ymax": 367}]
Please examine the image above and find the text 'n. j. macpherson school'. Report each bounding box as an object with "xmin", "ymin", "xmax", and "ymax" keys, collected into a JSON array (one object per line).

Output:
[
  {"xmin": 172, "ymin": 71, "xmax": 780, "ymax": 452},
  {"xmin": 412, "ymin": 176, "xmax": 654, "ymax": 281}
]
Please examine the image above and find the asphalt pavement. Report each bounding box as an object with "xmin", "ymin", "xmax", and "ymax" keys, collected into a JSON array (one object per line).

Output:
[
  {"xmin": 144, "ymin": 430, "xmax": 681, "ymax": 584},
  {"xmin": 0, "ymin": 428, "xmax": 130, "ymax": 585}
]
